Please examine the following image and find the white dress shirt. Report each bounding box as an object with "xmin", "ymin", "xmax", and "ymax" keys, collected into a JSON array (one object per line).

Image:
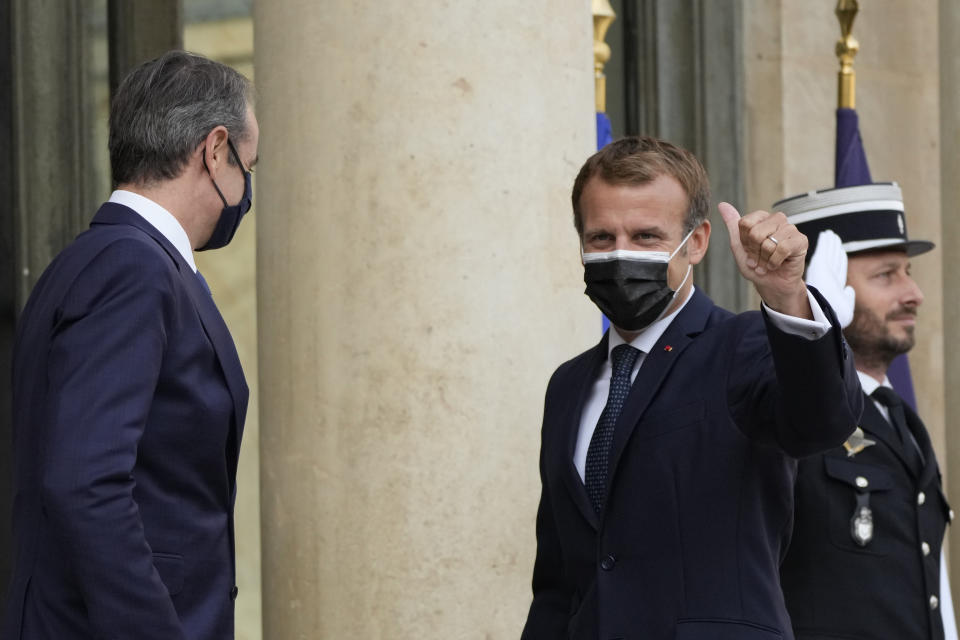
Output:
[
  {"xmin": 108, "ymin": 190, "xmax": 197, "ymax": 273},
  {"xmin": 573, "ymin": 287, "xmax": 831, "ymax": 480}
]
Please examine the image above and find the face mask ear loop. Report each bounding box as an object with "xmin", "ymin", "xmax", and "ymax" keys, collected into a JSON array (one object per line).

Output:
[
  {"xmin": 643, "ymin": 263, "xmax": 693, "ymax": 328},
  {"xmin": 668, "ymin": 226, "xmax": 697, "ymax": 261},
  {"xmin": 202, "ymin": 149, "xmax": 229, "ymax": 208},
  {"xmin": 677, "ymin": 264, "xmax": 692, "ymax": 291}
]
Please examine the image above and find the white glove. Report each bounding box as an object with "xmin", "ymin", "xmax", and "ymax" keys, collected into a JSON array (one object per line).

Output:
[{"xmin": 804, "ymin": 230, "xmax": 855, "ymax": 328}]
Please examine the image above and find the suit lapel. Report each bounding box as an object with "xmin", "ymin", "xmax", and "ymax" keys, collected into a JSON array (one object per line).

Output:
[
  {"xmin": 559, "ymin": 336, "xmax": 607, "ymax": 530},
  {"xmin": 606, "ymin": 290, "xmax": 713, "ymax": 498},
  {"xmin": 904, "ymin": 403, "xmax": 938, "ymax": 486},
  {"xmin": 179, "ymin": 268, "xmax": 249, "ymax": 451},
  {"xmin": 91, "ymin": 204, "xmax": 249, "ymax": 451}
]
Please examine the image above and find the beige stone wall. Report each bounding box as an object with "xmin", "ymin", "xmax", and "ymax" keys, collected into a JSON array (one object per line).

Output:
[
  {"xmin": 253, "ymin": 1, "xmax": 597, "ymax": 637},
  {"xmin": 186, "ymin": 17, "xmax": 263, "ymax": 640},
  {"xmin": 744, "ymin": 1, "xmax": 945, "ymax": 463},
  {"xmin": 941, "ymin": 0, "xmax": 960, "ymax": 592}
]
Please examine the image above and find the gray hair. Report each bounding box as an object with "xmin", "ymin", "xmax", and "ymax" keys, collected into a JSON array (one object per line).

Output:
[{"xmin": 109, "ymin": 50, "xmax": 253, "ymax": 187}]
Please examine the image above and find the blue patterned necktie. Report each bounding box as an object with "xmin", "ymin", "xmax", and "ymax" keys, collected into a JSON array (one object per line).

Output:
[{"xmin": 585, "ymin": 343, "xmax": 641, "ymax": 514}]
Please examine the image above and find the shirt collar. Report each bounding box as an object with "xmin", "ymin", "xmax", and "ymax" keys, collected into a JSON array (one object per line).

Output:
[
  {"xmin": 108, "ymin": 190, "xmax": 197, "ymax": 273},
  {"xmin": 607, "ymin": 286, "xmax": 696, "ymax": 358},
  {"xmin": 856, "ymin": 370, "xmax": 891, "ymax": 396}
]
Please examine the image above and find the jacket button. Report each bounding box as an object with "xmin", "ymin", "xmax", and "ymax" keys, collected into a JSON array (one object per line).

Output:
[
  {"xmin": 855, "ymin": 476, "xmax": 868, "ymax": 488},
  {"xmin": 922, "ymin": 542, "xmax": 931, "ymax": 556},
  {"xmin": 918, "ymin": 491, "xmax": 926, "ymax": 505},
  {"xmin": 230, "ymin": 586, "xmax": 239, "ymax": 600},
  {"xmin": 931, "ymin": 595, "xmax": 939, "ymax": 610},
  {"xmin": 600, "ymin": 555, "xmax": 616, "ymax": 571}
]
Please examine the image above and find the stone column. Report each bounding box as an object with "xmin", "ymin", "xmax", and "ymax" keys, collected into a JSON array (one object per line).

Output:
[
  {"xmin": 253, "ymin": 2, "xmax": 596, "ymax": 637},
  {"xmin": 940, "ymin": 0, "xmax": 960, "ymax": 597}
]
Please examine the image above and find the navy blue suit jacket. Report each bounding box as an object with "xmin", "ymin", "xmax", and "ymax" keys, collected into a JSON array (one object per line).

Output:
[
  {"xmin": 2, "ymin": 203, "xmax": 249, "ymax": 639},
  {"xmin": 522, "ymin": 288, "xmax": 862, "ymax": 640}
]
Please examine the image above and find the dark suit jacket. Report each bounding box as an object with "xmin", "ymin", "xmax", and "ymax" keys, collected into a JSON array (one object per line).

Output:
[
  {"xmin": 522, "ymin": 288, "xmax": 862, "ymax": 640},
  {"xmin": 2, "ymin": 203, "xmax": 249, "ymax": 640},
  {"xmin": 781, "ymin": 391, "xmax": 950, "ymax": 640}
]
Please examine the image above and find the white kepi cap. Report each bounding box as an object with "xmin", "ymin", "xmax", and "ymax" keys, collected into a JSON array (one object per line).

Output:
[{"xmin": 773, "ymin": 182, "xmax": 934, "ymax": 257}]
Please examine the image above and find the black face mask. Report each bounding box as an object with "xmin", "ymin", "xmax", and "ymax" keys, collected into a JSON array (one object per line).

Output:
[
  {"xmin": 582, "ymin": 231, "xmax": 692, "ymax": 332},
  {"xmin": 199, "ymin": 138, "xmax": 253, "ymax": 251}
]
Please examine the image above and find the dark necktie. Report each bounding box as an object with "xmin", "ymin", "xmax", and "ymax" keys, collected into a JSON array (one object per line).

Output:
[
  {"xmin": 871, "ymin": 386, "xmax": 924, "ymax": 472},
  {"xmin": 585, "ymin": 344, "xmax": 641, "ymax": 514}
]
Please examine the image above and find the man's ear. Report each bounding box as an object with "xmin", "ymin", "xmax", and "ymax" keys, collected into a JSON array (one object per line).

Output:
[
  {"xmin": 687, "ymin": 220, "xmax": 711, "ymax": 266},
  {"xmin": 201, "ymin": 125, "xmax": 230, "ymax": 174}
]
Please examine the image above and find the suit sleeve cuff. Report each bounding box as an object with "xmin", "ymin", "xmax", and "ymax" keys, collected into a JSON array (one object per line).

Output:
[{"xmin": 762, "ymin": 289, "xmax": 831, "ymax": 340}]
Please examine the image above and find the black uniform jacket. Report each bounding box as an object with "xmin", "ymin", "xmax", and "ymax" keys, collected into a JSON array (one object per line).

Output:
[{"xmin": 781, "ymin": 389, "xmax": 951, "ymax": 640}]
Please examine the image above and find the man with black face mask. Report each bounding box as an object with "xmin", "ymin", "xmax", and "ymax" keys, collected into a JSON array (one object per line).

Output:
[
  {"xmin": 521, "ymin": 136, "xmax": 863, "ymax": 640},
  {"xmin": 3, "ymin": 51, "xmax": 255, "ymax": 640}
]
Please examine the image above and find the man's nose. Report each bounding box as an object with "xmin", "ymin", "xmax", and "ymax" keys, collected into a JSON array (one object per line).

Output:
[{"xmin": 903, "ymin": 276, "xmax": 924, "ymax": 307}]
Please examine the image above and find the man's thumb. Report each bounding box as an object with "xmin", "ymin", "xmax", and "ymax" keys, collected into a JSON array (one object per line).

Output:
[
  {"xmin": 718, "ymin": 202, "xmax": 742, "ymax": 247},
  {"xmin": 718, "ymin": 202, "xmax": 741, "ymax": 225}
]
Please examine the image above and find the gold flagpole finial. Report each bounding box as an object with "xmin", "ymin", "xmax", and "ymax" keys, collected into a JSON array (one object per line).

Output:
[
  {"xmin": 593, "ymin": 0, "xmax": 616, "ymax": 113},
  {"xmin": 836, "ymin": 0, "xmax": 860, "ymax": 109}
]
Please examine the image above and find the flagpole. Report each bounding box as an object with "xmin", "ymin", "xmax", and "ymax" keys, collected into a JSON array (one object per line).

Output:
[
  {"xmin": 593, "ymin": 0, "xmax": 615, "ymax": 114},
  {"xmin": 836, "ymin": 0, "xmax": 860, "ymax": 109}
]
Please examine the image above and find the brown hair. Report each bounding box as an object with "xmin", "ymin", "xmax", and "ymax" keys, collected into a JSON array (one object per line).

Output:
[{"xmin": 571, "ymin": 136, "xmax": 711, "ymax": 237}]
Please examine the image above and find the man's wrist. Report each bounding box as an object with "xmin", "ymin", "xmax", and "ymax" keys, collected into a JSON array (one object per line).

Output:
[
  {"xmin": 760, "ymin": 286, "xmax": 813, "ymax": 320},
  {"xmin": 763, "ymin": 288, "xmax": 831, "ymax": 340}
]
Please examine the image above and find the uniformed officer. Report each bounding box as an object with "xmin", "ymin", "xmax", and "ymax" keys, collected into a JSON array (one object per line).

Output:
[{"xmin": 776, "ymin": 182, "xmax": 957, "ymax": 640}]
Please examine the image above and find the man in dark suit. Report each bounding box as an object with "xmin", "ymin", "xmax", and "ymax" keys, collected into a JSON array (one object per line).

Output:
[
  {"xmin": 777, "ymin": 183, "xmax": 956, "ymax": 640},
  {"xmin": 2, "ymin": 51, "xmax": 256, "ymax": 639},
  {"xmin": 521, "ymin": 136, "xmax": 862, "ymax": 639}
]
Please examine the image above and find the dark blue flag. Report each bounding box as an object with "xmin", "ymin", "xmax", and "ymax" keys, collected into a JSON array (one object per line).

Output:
[
  {"xmin": 835, "ymin": 107, "xmax": 917, "ymax": 409},
  {"xmin": 597, "ymin": 112, "xmax": 613, "ymax": 333},
  {"xmin": 597, "ymin": 112, "xmax": 613, "ymax": 150},
  {"xmin": 835, "ymin": 108, "xmax": 873, "ymax": 187}
]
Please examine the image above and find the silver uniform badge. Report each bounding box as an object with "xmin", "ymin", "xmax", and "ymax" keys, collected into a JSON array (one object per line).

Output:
[{"xmin": 851, "ymin": 504, "xmax": 874, "ymax": 546}]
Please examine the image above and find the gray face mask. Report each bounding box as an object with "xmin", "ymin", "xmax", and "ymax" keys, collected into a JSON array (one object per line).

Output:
[{"xmin": 582, "ymin": 229, "xmax": 693, "ymax": 332}]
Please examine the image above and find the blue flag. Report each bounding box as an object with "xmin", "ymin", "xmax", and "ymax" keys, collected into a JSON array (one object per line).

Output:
[
  {"xmin": 835, "ymin": 108, "xmax": 872, "ymax": 187},
  {"xmin": 596, "ymin": 112, "xmax": 613, "ymax": 150},
  {"xmin": 597, "ymin": 112, "xmax": 613, "ymax": 333},
  {"xmin": 835, "ymin": 107, "xmax": 917, "ymax": 409}
]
